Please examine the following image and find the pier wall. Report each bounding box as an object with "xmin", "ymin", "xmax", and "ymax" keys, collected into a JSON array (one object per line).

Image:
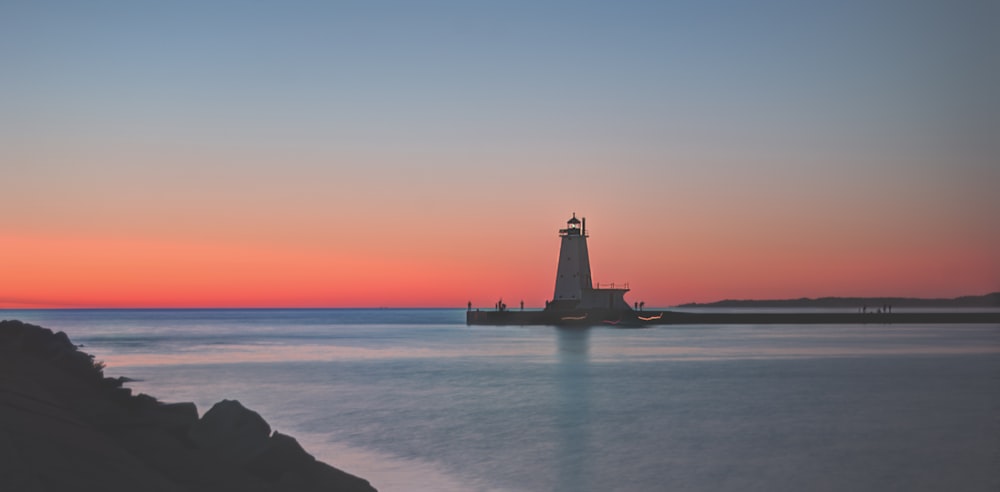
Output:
[{"xmin": 466, "ymin": 310, "xmax": 1000, "ymax": 326}]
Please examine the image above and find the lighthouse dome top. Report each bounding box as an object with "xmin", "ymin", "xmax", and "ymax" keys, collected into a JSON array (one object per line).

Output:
[{"xmin": 559, "ymin": 213, "xmax": 586, "ymax": 237}]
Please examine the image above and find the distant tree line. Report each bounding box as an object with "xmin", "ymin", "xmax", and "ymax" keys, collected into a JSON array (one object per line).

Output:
[{"xmin": 676, "ymin": 292, "xmax": 1000, "ymax": 308}]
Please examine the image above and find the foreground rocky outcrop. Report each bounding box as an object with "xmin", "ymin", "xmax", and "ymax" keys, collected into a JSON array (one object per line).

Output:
[{"xmin": 0, "ymin": 320, "xmax": 376, "ymax": 492}]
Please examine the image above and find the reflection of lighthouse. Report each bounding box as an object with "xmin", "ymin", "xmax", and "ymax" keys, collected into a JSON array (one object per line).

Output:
[{"xmin": 546, "ymin": 214, "xmax": 632, "ymax": 312}]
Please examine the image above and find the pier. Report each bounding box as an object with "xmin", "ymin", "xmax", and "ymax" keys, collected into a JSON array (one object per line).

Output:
[
  {"xmin": 467, "ymin": 214, "xmax": 999, "ymax": 327},
  {"xmin": 466, "ymin": 309, "xmax": 1000, "ymax": 326}
]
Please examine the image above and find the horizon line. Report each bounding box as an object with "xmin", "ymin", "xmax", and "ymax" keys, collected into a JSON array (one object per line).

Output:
[{"xmin": 2, "ymin": 291, "xmax": 996, "ymax": 311}]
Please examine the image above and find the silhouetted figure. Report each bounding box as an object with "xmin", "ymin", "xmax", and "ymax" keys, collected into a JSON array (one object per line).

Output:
[
  {"xmin": 520, "ymin": 300, "xmax": 524, "ymax": 311},
  {"xmin": 467, "ymin": 301, "xmax": 472, "ymax": 311},
  {"xmin": 639, "ymin": 301, "xmax": 645, "ymax": 312}
]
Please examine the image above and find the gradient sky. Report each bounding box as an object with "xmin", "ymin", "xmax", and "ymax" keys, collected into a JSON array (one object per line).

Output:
[{"xmin": 2, "ymin": 0, "xmax": 998, "ymax": 308}]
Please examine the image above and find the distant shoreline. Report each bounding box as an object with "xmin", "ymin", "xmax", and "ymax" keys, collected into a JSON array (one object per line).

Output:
[{"xmin": 676, "ymin": 292, "xmax": 1000, "ymax": 309}]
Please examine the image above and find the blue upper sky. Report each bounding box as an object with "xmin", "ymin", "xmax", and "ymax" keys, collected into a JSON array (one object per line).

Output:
[{"xmin": 2, "ymin": 0, "xmax": 998, "ymax": 305}]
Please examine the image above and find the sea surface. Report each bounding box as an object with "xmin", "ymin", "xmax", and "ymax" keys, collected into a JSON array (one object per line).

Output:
[{"xmin": 3, "ymin": 308, "xmax": 999, "ymax": 492}]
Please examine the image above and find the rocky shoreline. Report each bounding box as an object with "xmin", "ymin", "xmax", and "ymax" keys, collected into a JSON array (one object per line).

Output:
[{"xmin": 0, "ymin": 319, "xmax": 376, "ymax": 492}]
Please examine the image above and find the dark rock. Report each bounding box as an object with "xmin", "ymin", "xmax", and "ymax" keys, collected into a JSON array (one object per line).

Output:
[
  {"xmin": 250, "ymin": 432, "xmax": 378, "ymax": 492},
  {"xmin": 154, "ymin": 402, "xmax": 199, "ymax": 433},
  {"xmin": 51, "ymin": 330, "xmax": 74, "ymax": 351},
  {"xmin": 189, "ymin": 400, "xmax": 272, "ymax": 465},
  {"xmin": 249, "ymin": 431, "xmax": 314, "ymax": 481},
  {"xmin": 1, "ymin": 320, "xmax": 379, "ymax": 491}
]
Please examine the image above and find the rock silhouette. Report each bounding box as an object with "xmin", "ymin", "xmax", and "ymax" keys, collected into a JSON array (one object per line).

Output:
[{"xmin": 0, "ymin": 319, "xmax": 376, "ymax": 492}]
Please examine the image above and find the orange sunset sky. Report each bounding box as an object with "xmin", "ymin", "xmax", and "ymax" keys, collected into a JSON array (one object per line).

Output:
[{"xmin": 3, "ymin": 1, "xmax": 998, "ymax": 308}]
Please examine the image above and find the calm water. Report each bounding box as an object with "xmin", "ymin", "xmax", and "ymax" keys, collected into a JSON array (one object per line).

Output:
[{"xmin": 4, "ymin": 309, "xmax": 999, "ymax": 492}]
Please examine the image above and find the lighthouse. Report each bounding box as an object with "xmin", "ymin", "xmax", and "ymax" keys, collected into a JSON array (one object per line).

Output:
[{"xmin": 547, "ymin": 214, "xmax": 632, "ymax": 312}]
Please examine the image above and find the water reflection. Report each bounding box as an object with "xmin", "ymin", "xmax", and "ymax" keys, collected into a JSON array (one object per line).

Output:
[{"xmin": 555, "ymin": 327, "xmax": 591, "ymax": 492}]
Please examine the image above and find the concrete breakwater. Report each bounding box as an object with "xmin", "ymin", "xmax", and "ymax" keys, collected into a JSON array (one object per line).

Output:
[
  {"xmin": 466, "ymin": 309, "xmax": 1000, "ymax": 326},
  {"xmin": 0, "ymin": 319, "xmax": 376, "ymax": 492}
]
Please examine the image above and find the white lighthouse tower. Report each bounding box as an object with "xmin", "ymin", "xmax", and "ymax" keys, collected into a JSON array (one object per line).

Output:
[{"xmin": 547, "ymin": 214, "xmax": 632, "ymax": 312}]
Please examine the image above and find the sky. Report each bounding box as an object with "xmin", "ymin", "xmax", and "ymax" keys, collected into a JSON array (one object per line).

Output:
[{"xmin": 2, "ymin": 0, "xmax": 998, "ymax": 308}]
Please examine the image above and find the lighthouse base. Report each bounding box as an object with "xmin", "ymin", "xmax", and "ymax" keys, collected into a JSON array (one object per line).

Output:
[{"xmin": 466, "ymin": 308, "xmax": 643, "ymax": 327}]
